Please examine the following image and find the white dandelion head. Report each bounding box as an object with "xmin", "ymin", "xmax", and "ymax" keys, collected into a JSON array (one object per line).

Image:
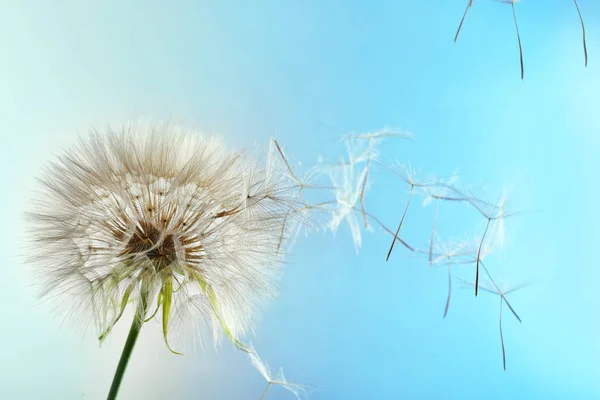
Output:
[{"xmin": 25, "ymin": 122, "xmax": 303, "ymax": 351}]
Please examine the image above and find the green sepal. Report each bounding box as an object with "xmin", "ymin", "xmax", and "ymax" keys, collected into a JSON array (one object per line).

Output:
[
  {"xmin": 190, "ymin": 270, "xmax": 251, "ymax": 354},
  {"xmin": 99, "ymin": 284, "xmax": 135, "ymax": 344},
  {"xmin": 208, "ymin": 287, "xmax": 252, "ymax": 354},
  {"xmin": 144, "ymin": 291, "xmax": 163, "ymax": 323},
  {"xmin": 161, "ymin": 276, "xmax": 183, "ymax": 355}
]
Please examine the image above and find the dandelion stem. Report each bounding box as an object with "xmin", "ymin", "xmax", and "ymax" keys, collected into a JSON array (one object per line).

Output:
[{"xmin": 107, "ymin": 290, "xmax": 149, "ymax": 400}]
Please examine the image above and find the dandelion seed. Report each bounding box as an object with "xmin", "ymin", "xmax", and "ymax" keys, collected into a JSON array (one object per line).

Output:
[
  {"xmin": 444, "ymin": 261, "xmax": 452, "ymax": 318},
  {"xmin": 421, "ymin": 174, "xmax": 462, "ymax": 265},
  {"xmin": 338, "ymin": 133, "xmax": 378, "ymax": 230},
  {"xmin": 470, "ymin": 188, "xmax": 522, "ymax": 296},
  {"xmin": 387, "ymin": 184, "xmax": 414, "ymax": 262},
  {"xmin": 475, "ymin": 218, "xmax": 492, "ymax": 296},
  {"xmin": 479, "ymin": 262, "xmax": 526, "ymax": 323},
  {"xmin": 386, "ymin": 163, "xmax": 436, "ymax": 261},
  {"xmin": 326, "ymin": 147, "xmax": 370, "ymax": 253},
  {"xmin": 456, "ymin": 1, "xmax": 589, "ymax": 78},
  {"xmin": 458, "ymin": 264, "xmax": 528, "ymax": 370},
  {"xmin": 339, "ymin": 127, "xmax": 413, "ymax": 142},
  {"xmin": 429, "ymin": 236, "xmax": 479, "ymax": 317},
  {"xmin": 359, "ymin": 146, "xmax": 373, "ymax": 229},
  {"xmin": 271, "ymin": 140, "xmax": 308, "ymax": 254},
  {"xmin": 248, "ymin": 344, "xmax": 311, "ymax": 400},
  {"xmin": 428, "ymin": 199, "xmax": 439, "ymax": 266},
  {"xmin": 574, "ymin": 0, "xmax": 588, "ymax": 67},
  {"xmin": 459, "ymin": 0, "xmax": 524, "ymax": 79},
  {"xmin": 454, "ymin": 0, "xmax": 473, "ymax": 42},
  {"xmin": 25, "ymin": 122, "xmax": 303, "ymax": 398},
  {"xmin": 497, "ymin": 0, "xmax": 524, "ymax": 80},
  {"xmin": 499, "ymin": 298, "xmax": 507, "ymax": 370},
  {"xmin": 333, "ymin": 128, "xmax": 413, "ymax": 236},
  {"xmin": 270, "ymin": 140, "xmax": 331, "ymax": 253},
  {"xmin": 421, "ymin": 172, "xmax": 460, "ymax": 206},
  {"xmin": 342, "ymin": 205, "xmax": 413, "ymax": 252}
]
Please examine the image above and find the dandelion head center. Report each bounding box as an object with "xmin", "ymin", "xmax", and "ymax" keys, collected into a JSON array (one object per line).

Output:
[
  {"xmin": 121, "ymin": 220, "xmax": 178, "ymax": 271},
  {"xmin": 94, "ymin": 175, "xmax": 212, "ymax": 273}
]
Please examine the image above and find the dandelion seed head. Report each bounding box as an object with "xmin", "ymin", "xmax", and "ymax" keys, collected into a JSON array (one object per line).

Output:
[{"xmin": 25, "ymin": 122, "xmax": 302, "ymax": 349}]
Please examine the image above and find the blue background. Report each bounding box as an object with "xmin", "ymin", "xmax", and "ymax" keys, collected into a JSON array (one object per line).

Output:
[{"xmin": 1, "ymin": 1, "xmax": 599, "ymax": 399}]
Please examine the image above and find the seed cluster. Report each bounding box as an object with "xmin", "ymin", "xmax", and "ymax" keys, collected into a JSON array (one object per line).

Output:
[{"xmin": 26, "ymin": 124, "xmax": 301, "ymax": 349}]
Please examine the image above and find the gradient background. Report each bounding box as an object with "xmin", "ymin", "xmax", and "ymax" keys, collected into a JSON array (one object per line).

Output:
[{"xmin": 1, "ymin": 1, "xmax": 600, "ymax": 399}]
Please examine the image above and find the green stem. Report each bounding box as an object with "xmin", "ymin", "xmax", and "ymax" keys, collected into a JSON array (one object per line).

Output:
[{"xmin": 106, "ymin": 290, "xmax": 149, "ymax": 400}]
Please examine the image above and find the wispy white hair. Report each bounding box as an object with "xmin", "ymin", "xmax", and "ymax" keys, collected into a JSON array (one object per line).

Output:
[{"xmin": 25, "ymin": 122, "xmax": 303, "ymax": 351}]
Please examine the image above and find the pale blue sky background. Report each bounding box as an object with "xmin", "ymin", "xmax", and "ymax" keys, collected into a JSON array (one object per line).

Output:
[{"xmin": 1, "ymin": 1, "xmax": 600, "ymax": 399}]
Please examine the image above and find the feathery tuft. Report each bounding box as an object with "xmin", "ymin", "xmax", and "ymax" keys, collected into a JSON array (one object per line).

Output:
[{"xmin": 25, "ymin": 122, "xmax": 304, "ymax": 351}]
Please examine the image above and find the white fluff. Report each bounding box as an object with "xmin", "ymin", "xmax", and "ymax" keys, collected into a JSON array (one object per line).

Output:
[{"xmin": 25, "ymin": 121, "xmax": 302, "ymax": 350}]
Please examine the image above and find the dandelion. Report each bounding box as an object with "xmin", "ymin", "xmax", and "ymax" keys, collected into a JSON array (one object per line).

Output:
[
  {"xmin": 248, "ymin": 344, "xmax": 311, "ymax": 400},
  {"xmin": 25, "ymin": 122, "xmax": 302, "ymax": 399}
]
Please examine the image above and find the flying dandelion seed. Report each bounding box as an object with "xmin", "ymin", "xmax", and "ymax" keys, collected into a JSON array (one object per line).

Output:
[
  {"xmin": 324, "ymin": 129, "xmax": 415, "ymax": 254},
  {"xmin": 454, "ymin": 0, "xmax": 523, "ymax": 78},
  {"xmin": 462, "ymin": 188, "xmax": 516, "ymax": 296},
  {"xmin": 271, "ymin": 139, "xmax": 329, "ymax": 253},
  {"xmin": 454, "ymin": 0, "xmax": 589, "ymax": 78},
  {"xmin": 455, "ymin": 0, "xmax": 524, "ymax": 79},
  {"xmin": 428, "ymin": 199, "xmax": 440, "ymax": 266},
  {"xmin": 497, "ymin": 0, "xmax": 524, "ymax": 80},
  {"xmin": 574, "ymin": 0, "xmax": 588, "ymax": 67},
  {"xmin": 454, "ymin": 0, "xmax": 473, "ymax": 42},
  {"xmin": 429, "ymin": 235, "xmax": 479, "ymax": 318},
  {"xmin": 385, "ymin": 163, "xmax": 437, "ymax": 262},
  {"xmin": 421, "ymin": 173, "xmax": 460, "ymax": 265},
  {"xmin": 326, "ymin": 146, "xmax": 370, "ymax": 253},
  {"xmin": 25, "ymin": 122, "xmax": 303, "ymax": 399},
  {"xmin": 458, "ymin": 263, "xmax": 528, "ymax": 370},
  {"xmin": 339, "ymin": 128, "xmax": 412, "ymax": 230},
  {"xmin": 248, "ymin": 344, "xmax": 311, "ymax": 400}
]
